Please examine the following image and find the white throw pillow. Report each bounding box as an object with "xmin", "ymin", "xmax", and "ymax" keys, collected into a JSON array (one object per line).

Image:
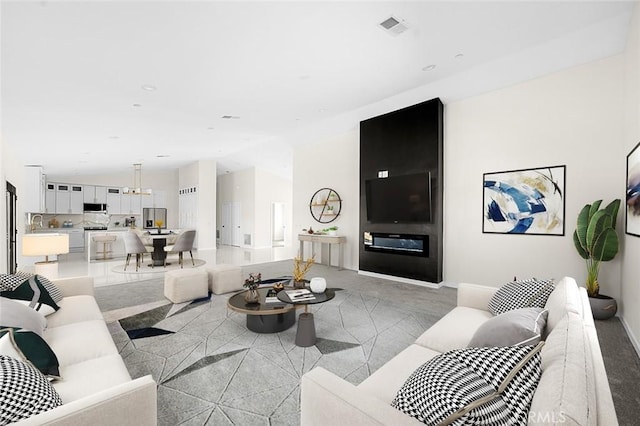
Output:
[{"xmin": 0, "ymin": 297, "xmax": 47, "ymax": 337}]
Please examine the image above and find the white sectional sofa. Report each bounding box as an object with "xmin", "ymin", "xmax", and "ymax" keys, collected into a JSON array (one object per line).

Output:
[
  {"xmin": 14, "ymin": 276, "xmax": 157, "ymax": 426},
  {"xmin": 301, "ymin": 277, "xmax": 618, "ymax": 425}
]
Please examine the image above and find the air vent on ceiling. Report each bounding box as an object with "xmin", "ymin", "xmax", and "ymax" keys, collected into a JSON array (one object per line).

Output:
[{"xmin": 379, "ymin": 16, "xmax": 409, "ymax": 36}]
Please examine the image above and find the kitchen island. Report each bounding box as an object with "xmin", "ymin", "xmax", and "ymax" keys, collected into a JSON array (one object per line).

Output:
[{"xmin": 86, "ymin": 228, "xmax": 129, "ymax": 262}]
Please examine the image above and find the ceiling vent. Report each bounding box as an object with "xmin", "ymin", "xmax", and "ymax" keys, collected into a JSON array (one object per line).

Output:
[
  {"xmin": 221, "ymin": 115, "xmax": 240, "ymax": 120},
  {"xmin": 379, "ymin": 16, "xmax": 409, "ymax": 36}
]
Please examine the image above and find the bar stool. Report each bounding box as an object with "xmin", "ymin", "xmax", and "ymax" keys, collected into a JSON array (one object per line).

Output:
[{"xmin": 93, "ymin": 234, "xmax": 117, "ymax": 260}]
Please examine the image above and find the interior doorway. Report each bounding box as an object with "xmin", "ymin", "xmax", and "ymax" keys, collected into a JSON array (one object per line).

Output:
[
  {"xmin": 271, "ymin": 202, "xmax": 285, "ymax": 247},
  {"xmin": 221, "ymin": 201, "xmax": 242, "ymax": 247},
  {"xmin": 6, "ymin": 181, "xmax": 18, "ymax": 273}
]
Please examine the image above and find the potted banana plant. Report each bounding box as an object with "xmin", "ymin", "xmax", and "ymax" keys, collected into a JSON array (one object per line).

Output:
[{"xmin": 572, "ymin": 199, "xmax": 621, "ymax": 319}]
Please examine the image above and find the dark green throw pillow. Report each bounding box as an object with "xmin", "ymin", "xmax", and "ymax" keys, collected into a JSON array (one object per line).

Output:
[
  {"xmin": 0, "ymin": 275, "xmax": 60, "ymax": 313},
  {"xmin": 0, "ymin": 328, "xmax": 60, "ymax": 379}
]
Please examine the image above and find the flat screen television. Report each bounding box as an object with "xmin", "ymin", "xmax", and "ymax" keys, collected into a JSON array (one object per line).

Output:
[{"xmin": 365, "ymin": 172, "xmax": 431, "ymax": 223}]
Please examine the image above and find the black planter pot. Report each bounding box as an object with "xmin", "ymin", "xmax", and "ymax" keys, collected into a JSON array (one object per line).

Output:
[{"xmin": 589, "ymin": 294, "xmax": 618, "ymax": 320}]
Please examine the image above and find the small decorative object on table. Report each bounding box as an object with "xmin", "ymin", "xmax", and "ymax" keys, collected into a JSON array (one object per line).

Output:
[
  {"xmin": 293, "ymin": 255, "xmax": 315, "ymax": 289},
  {"xmin": 155, "ymin": 220, "xmax": 164, "ymax": 234},
  {"xmin": 310, "ymin": 277, "xmax": 327, "ymax": 293},
  {"xmin": 272, "ymin": 280, "xmax": 285, "ymax": 292},
  {"xmin": 243, "ymin": 272, "xmax": 262, "ymax": 304}
]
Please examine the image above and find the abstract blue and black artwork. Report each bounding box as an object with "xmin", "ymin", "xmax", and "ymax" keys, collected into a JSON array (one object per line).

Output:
[
  {"xmin": 483, "ymin": 165, "xmax": 565, "ymax": 235},
  {"xmin": 626, "ymin": 142, "xmax": 640, "ymax": 237}
]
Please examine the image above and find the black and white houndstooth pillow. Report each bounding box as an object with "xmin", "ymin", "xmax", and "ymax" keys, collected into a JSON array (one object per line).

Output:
[
  {"xmin": 392, "ymin": 344, "xmax": 543, "ymax": 425},
  {"xmin": 0, "ymin": 272, "xmax": 63, "ymax": 304},
  {"xmin": 488, "ymin": 278, "xmax": 555, "ymax": 316},
  {"xmin": 0, "ymin": 272, "xmax": 33, "ymax": 292},
  {"xmin": 0, "ymin": 355, "xmax": 63, "ymax": 424}
]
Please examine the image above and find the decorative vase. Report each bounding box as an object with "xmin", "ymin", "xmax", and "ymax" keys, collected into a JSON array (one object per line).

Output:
[
  {"xmin": 293, "ymin": 280, "xmax": 306, "ymax": 289},
  {"xmin": 310, "ymin": 277, "xmax": 327, "ymax": 293},
  {"xmin": 244, "ymin": 289, "xmax": 259, "ymax": 304},
  {"xmin": 589, "ymin": 294, "xmax": 617, "ymax": 320}
]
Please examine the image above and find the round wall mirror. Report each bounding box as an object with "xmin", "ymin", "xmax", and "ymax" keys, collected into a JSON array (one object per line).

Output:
[{"xmin": 309, "ymin": 188, "xmax": 342, "ymax": 223}]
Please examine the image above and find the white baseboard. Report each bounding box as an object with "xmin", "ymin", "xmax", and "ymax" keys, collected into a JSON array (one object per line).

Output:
[
  {"xmin": 619, "ymin": 315, "xmax": 640, "ymax": 360},
  {"xmin": 357, "ymin": 270, "xmax": 444, "ymax": 289}
]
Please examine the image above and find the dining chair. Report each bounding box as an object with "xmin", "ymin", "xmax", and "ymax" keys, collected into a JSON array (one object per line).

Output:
[
  {"xmin": 163, "ymin": 230, "xmax": 196, "ymax": 268},
  {"xmin": 123, "ymin": 230, "xmax": 153, "ymax": 271}
]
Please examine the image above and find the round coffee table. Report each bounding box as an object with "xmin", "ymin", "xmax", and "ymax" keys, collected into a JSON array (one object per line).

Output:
[
  {"xmin": 227, "ymin": 287, "xmax": 297, "ymax": 333},
  {"xmin": 277, "ymin": 288, "xmax": 336, "ymax": 347}
]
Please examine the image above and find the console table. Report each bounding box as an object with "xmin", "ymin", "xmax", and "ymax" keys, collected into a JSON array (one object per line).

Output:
[{"xmin": 298, "ymin": 234, "xmax": 346, "ymax": 270}]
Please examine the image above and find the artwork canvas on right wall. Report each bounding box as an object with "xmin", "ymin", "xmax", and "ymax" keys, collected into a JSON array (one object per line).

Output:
[{"xmin": 626, "ymin": 141, "xmax": 640, "ymax": 237}]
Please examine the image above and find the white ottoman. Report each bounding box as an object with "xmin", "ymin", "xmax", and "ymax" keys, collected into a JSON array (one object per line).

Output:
[
  {"xmin": 206, "ymin": 264, "xmax": 243, "ymax": 294},
  {"xmin": 164, "ymin": 268, "xmax": 208, "ymax": 303}
]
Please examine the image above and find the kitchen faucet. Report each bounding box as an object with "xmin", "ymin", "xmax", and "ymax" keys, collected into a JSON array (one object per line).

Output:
[{"xmin": 30, "ymin": 214, "xmax": 43, "ymax": 232}]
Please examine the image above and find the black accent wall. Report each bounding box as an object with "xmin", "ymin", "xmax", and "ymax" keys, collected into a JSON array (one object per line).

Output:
[{"xmin": 359, "ymin": 98, "xmax": 444, "ymax": 283}]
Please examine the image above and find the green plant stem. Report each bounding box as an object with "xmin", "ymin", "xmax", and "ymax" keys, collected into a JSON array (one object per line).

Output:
[{"xmin": 585, "ymin": 258, "xmax": 600, "ymax": 297}]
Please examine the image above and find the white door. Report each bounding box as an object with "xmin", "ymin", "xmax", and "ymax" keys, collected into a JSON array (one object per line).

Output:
[
  {"xmin": 231, "ymin": 202, "xmax": 242, "ymax": 247},
  {"xmin": 272, "ymin": 202, "xmax": 285, "ymax": 247},
  {"xmin": 221, "ymin": 203, "xmax": 232, "ymax": 245}
]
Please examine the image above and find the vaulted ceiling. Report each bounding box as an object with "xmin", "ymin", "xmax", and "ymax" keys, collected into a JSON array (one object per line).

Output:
[{"xmin": 1, "ymin": 1, "xmax": 636, "ymax": 178}]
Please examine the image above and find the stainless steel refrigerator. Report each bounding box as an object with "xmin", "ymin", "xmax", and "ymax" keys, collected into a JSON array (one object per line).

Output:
[{"xmin": 143, "ymin": 208, "xmax": 167, "ymax": 229}]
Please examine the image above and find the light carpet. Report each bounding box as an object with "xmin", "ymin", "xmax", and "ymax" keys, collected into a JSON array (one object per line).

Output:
[
  {"xmin": 97, "ymin": 261, "xmax": 456, "ymax": 425},
  {"xmin": 95, "ymin": 261, "xmax": 640, "ymax": 426}
]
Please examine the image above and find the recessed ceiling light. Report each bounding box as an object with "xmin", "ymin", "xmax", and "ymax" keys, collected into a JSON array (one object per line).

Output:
[
  {"xmin": 207, "ymin": 126, "xmax": 215, "ymax": 130},
  {"xmin": 455, "ymin": 53, "xmax": 464, "ymax": 59},
  {"xmin": 108, "ymin": 136, "xmax": 119, "ymax": 140},
  {"xmin": 141, "ymin": 84, "xmax": 157, "ymax": 91},
  {"xmin": 299, "ymin": 75, "xmax": 310, "ymax": 80},
  {"xmin": 132, "ymin": 103, "xmax": 142, "ymax": 107},
  {"xmin": 221, "ymin": 115, "xmax": 240, "ymax": 119},
  {"xmin": 422, "ymin": 65, "xmax": 436, "ymax": 72},
  {"xmin": 156, "ymin": 155, "xmax": 170, "ymax": 158}
]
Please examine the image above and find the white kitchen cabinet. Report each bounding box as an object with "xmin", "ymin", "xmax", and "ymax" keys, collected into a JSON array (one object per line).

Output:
[
  {"xmin": 24, "ymin": 166, "xmax": 45, "ymax": 213},
  {"xmin": 121, "ymin": 193, "xmax": 141, "ymax": 215},
  {"xmin": 53, "ymin": 183, "xmax": 83, "ymax": 214},
  {"xmin": 69, "ymin": 185, "xmax": 83, "ymax": 214},
  {"xmin": 142, "ymin": 190, "xmax": 166, "ymax": 209},
  {"xmin": 84, "ymin": 185, "xmax": 107, "ymax": 204},
  {"xmin": 66, "ymin": 228, "xmax": 84, "ymax": 253},
  {"xmin": 55, "ymin": 184, "xmax": 71, "ymax": 214},
  {"xmin": 45, "ymin": 183, "xmax": 56, "ymax": 214},
  {"xmin": 106, "ymin": 187, "xmax": 122, "ymax": 214}
]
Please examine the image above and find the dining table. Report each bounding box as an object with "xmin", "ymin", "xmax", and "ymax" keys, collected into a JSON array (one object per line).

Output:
[{"xmin": 147, "ymin": 231, "xmax": 175, "ymax": 266}]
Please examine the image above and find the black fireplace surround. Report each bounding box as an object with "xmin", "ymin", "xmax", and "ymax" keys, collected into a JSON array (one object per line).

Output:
[{"xmin": 359, "ymin": 98, "xmax": 443, "ymax": 283}]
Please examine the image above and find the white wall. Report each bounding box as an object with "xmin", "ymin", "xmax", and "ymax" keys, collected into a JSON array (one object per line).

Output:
[
  {"xmin": 444, "ymin": 54, "xmax": 625, "ymax": 295},
  {"xmin": 197, "ymin": 160, "xmax": 216, "ymax": 250},
  {"xmin": 254, "ymin": 168, "xmax": 293, "ymax": 248},
  {"xmin": 292, "ymin": 130, "xmax": 359, "ymax": 269},
  {"xmin": 217, "ymin": 167, "xmax": 293, "ymax": 248},
  {"xmin": 217, "ymin": 168, "xmax": 255, "ymax": 247},
  {"xmin": 621, "ymin": 4, "xmax": 640, "ymax": 353},
  {"xmin": 178, "ymin": 160, "xmax": 217, "ymax": 250}
]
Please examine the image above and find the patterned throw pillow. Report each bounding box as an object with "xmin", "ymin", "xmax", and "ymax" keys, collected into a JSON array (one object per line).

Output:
[
  {"xmin": 0, "ymin": 354, "xmax": 63, "ymax": 424},
  {"xmin": 0, "ymin": 328, "xmax": 61, "ymax": 379},
  {"xmin": 0, "ymin": 274, "xmax": 60, "ymax": 313},
  {"xmin": 392, "ymin": 343, "xmax": 543, "ymax": 425},
  {"xmin": 0, "ymin": 272, "xmax": 63, "ymax": 303},
  {"xmin": 487, "ymin": 278, "xmax": 555, "ymax": 316}
]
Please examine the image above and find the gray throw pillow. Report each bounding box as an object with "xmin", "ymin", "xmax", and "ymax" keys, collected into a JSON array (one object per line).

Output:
[
  {"xmin": 0, "ymin": 297, "xmax": 47, "ymax": 337},
  {"xmin": 469, "ymin": 307, "xmax": 548, "ymax": 347}
]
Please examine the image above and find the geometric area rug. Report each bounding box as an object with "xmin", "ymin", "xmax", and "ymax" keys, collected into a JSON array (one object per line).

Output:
[{"xmin": 99, "ymin": 264, "xmax": 457, "ymax": 425}]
